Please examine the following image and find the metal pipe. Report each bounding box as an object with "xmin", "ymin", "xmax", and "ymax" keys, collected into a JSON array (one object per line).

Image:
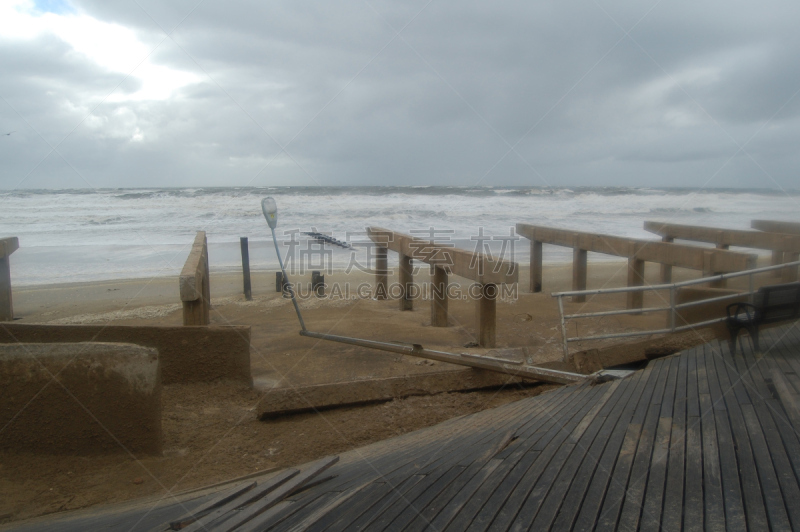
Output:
[
  {"xmin": 564, "ymin": 305, "xmax": 669, "ymax": 319},
  {"xmin": 269, "ymin": 226, "xmax": 306, "ymax": 331},
  {"xmin": 558, "ymin": 296, "xmax": 569, "ymax": 361},
  {"xmin": 299, "ymin": 330, "xmax": 585, "ymax": 384}
]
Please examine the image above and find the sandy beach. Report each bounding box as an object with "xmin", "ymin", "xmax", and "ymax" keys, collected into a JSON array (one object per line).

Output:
[{"xmin": 0, "ymin": 260, "xmax": 754, "ymax": 523}]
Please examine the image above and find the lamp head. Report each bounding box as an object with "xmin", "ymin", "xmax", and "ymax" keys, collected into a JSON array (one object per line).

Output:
[{"xmin": 261, "ymin": 197, "xmax": 278, "ymax": 229}]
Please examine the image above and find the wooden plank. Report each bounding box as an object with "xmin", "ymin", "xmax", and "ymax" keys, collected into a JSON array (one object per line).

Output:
[
  {"xmin": 398, "ymin": 253, "xmax": 413, "ymax": 311},
  {"xmin": 423, "ymin": 458, "xmax": 503, "ymax": 531},
  {"xmin": 713, "ymin": 341, "xmax": 770, "ymax": 531},
  {"xmin": 430, "ymin": 266, "xmax": 449, "ymax": 327},
  {"xmin": 549, "ymin": 375, "xmax": 638, "ymax": 530},
  {"xmin": 697, "ymin": 352, "xmax": 726, "ymax": 531},
  {"xmin": 572, "ymin": 247, "xmax": 587, "ymax": 302},
  {"xmin": 213, "ymin": 455, "xmax": 339, "ymax": 532},
  {"xmin": 180, "ymin": 468, "xmax": 299, "ymax": 532},
  {"xmin": 661, "ymin": 351, "xmax": 689, "ymax": 532},
  {"xmin": 179, "ymin": 231, "xmax": 207, "ymax": 301},
  {"xmin": 530, "ymin": 239, "xmax": 542, "ymax": 292},
  {"xmin": 752, "ymin": 219, "xmax": 800, "ymax": 235},
  {"xmin": 375, "ymin": 245, "xmax": 388, "ymax": 300},
  {"xmin": 516, "ymin": 223, "xmax": 756, "ymax": 272},
  {"xmin": 645, "ymin": 221, "xmax": 800, "ymax": 252},
  {"xmin": 168, "ymin": 481, "xmax": 256, "ymax": 529},
  {"xmin": 367, "ymin": 227, "xmax": 518, "ymax": 285},
  {"xmin": 703, "ymin": 345, "xmax": 747, "ymax": 531},
  {"xmin": 476, "ymin": 283, "xmax": 496, "ymax": 347}
]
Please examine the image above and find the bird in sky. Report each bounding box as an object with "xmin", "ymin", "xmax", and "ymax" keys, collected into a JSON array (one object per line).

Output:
[{"xmin": 4, "ymin": 131, "xmax": 15, "ymax": 136}]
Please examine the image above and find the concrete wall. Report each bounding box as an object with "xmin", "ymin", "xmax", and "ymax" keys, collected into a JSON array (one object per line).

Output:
[
  {"xmin": 0, "ymin": 342, "xmax": 161, "ymax": 455},
  {"xmin": 0, "ymin": 324, "xmax": 252, "ymax": 386}
]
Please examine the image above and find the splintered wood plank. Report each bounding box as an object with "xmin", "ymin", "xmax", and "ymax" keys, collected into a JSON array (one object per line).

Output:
[
  {"xmin": 180, "ymin": 468, "xmax": 300, "ymax": 532},
  {"xmin": 211, "ymin": 456, "xmax": 338, "ymax": 532},
  {"xmin": 703, "ymin": 344, "xmax": 747, "ymax": 531},
  {"xmin": 168, "ymin": 481, "xmax": 256, "ymax": 529},
  {"xmin": 661, "ymin": 351, "xmax": 688, "ymax": 532}
]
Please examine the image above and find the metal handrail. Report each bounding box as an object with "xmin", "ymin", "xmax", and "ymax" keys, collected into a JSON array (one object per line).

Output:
[{"xmin": 553, "ymin": 259, "xmax": 800, "ymax": 360}]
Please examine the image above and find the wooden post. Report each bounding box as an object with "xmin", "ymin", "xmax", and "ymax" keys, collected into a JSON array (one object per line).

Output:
[
  {"xmin": 772, "ymin": 249, "xmax": 784, "ymax": 278},
  {"xmin": 572, "ymin": 248, "xmax": 587, "ymax": 303},
  {"xmin": 180, "ymin": 232, "xmax": 211, "ymax": 326},
  {"xmin": 240, "ymin": 237, "xmax": 252, "ymax": 301},
  {"xmin": 430, "ymin": 266, "xmax": 448, "ymax": 327},
  {"xmin": 375, "ymin": 246, "xmax": 388, "ymax": 300},
  {"xmin": 783, "ymin": 252, "xmax": 800, "ymax": 282},
  {"xmin": 477, "ymin": 283, "xmax": 497, "ymax": 347},
  {"xmin": 0, "ymin": 238, "xmax": 18, "ymax": 322},
  {"xmin": 530, "ymin": 240, "xmax": 542, "ymax": 293},
  {"xmin": 399, "ymin": 253, "xmax": 413, "ymax": 311},
  {"xmin": 626, "ymin": 258, "xmax": 645, "ymax": 310},
  {"xmin": 660, "ymin": 236, "xmax": 673, "ymax": 283}
]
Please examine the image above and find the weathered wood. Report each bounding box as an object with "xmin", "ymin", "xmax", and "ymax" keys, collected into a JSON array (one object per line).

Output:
[
  {"xmin": 660, "ymin": 235, "xmax": 674, "ymax": 283},
  {"xmin": 430, "ymin": 266, "xmax": 448, "ymax": 327},
  {"xmin": 240, "ymin": 237, "xmax": 252, "ymax": 300},
  {"xmin": 398, "ymin": 253, "xmax": 413, "ymax": 311},
  {"xmin": 752, "ymin": 219, "xmax": 800, "ymax": 235},
  {"xmin": 530, "ymin": 239, "xmax": 542, "ymax": 292},
  {"xmin": 180, "ymin": 231, "xmax": 210, "ymax": 326},
  {"xmin": 516, "ymin": 223, "xmax": 756, "ymax": 272},
  {"xmin": 169, "ymin": 481, "xmax": 256, "ymax": 529},
  {"xmin": 366, "ymin": 227, "xmax": 518, "ymax": 285},
  {"xmin": 646, "ymin": 221, "xmax": 800, "ymax": 252},
  {"xmin": 476, "ymin": 283, "xmax": 497, "ymax": 348},
  {"xmin": 572, "ymin": 248, "xmax": 587, "ymax": 302},
  {"xmin": 0, "ymin": 237, "xmax": 18, "ymax": 322},
  {"xmin": 374, "ymin": 245, "xmax": 388, "ymax": 300}
]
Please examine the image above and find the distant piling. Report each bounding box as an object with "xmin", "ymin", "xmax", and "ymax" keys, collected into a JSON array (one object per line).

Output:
[{"xmin": 240, "ymin": 237, "xmax": 252, "ymax": 301}]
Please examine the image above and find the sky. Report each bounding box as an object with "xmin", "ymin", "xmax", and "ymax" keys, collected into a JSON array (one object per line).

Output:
[{"xmin": 0, "ymin": 0, "xmax": 799, "ymax": 190}]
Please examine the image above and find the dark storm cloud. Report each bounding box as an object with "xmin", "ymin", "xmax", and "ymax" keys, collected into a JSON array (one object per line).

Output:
[{"xmin": 1, "ymin": 0, "xmax": 799, "ymax": 189}]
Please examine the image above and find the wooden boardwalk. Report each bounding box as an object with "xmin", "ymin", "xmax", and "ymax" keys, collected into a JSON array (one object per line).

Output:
[{"xmin": 14, "ymin": 322, "xmax": 800, "ymax": 531}]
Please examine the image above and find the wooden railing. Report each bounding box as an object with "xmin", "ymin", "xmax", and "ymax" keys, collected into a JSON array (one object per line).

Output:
[
  {"xmin": 367, "ymin": 227, "xmax": 518, "ymax": 347},
  {"xmin": 179, "ymin": 232, "xmax": 210, "ymax": 326}
]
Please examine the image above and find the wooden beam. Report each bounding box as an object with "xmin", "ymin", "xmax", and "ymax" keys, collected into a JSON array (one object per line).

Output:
[
  {"xmin": 644, "ymin": 221, "xmax": 800, "ymax": 252},
  {"xmin": 375, "ymin": 245, "xmax": 388, "ymax": 300},
  {"xmin": 367, "ymin": 227, "xmax": 518, "ymax": 285},
  {"xmin": 180, "ymin": 231, "xmax": 210, "ymax": 326},
  {"xmin": 626, "ymin": 258, "xmax": 645, "ymax": 310},
  {"xmin": 572, "ymin": 248, "xmax": 587, "ymax": 303},
  {"xmin": 660, "ymin": 236, "xmax": 673, "ymax": 283},
  {"xmin": 515, "ymin": 223, "xmax": 756, "ymax": 272},
  {"xmin": 752, "ymin": 219, "xmax": 800, "ymax": 235}
]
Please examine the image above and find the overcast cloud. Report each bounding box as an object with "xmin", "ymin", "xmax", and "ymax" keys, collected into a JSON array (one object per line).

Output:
[{"xmin": 1, "ymin": 0, "xmax": 799, "ymax": 189}]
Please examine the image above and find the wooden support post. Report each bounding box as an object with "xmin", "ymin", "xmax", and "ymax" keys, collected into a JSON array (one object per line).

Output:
[
  {"xmin": 240, "ymin": 237, "xmax": 252, "ymax": 301},
  {"xmin": 399, "ymin": 253, "xmax": 413, "ymax": 311},
  {"xmin": 626, "ymin": 258, "xmax": 645, "ymax": 310},
  {"xmin": 530, "ymin": 239, "xmax": 542, "ymax": 293},
  {"xmin": 772, "ymin": 249, "xmax": 784, "ymax": 278},
  {"xmin": 0, "ymin": 250, "xmax": 12, "ymax": 322},
  {"xmin": 375, "ymin": 246, "xmax": 388, "ymax": 300},
  {"xmin": 572, "ymin": 248, "xmax": 587, "ymax": 303},
  {"xmin": 430, "ymin": 266, "xmax": 449, "ymax": 327},
  {"xmin": 181, "ymin": 232, "xmax": 211, "ymax": 326},
  {"xmin": 477, "ymin": 283, "xmax": 497, "ymax": 347},
  {"xmin": 660, "ymin": 236, "xmax": 673, "ymax": 283},
  {"xmin": 711, "ymin": 242, "xmax": 729, "ymax": 288},
  {"xmin": 783, "ymin": 252, "xmax": 800, "ymax": 282}
]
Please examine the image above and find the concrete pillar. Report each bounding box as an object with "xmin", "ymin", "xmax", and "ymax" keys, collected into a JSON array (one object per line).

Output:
[
  {"xmin": 572, "ymin": 248, "xmax": 587, "ymax": 303},
  {"xmin": 477, "ymin": 283, "xmax": 497, "ymax": 347},
  {"xmin": 772, "ymin": 249, "xmax": 784, "ymax": 278},
  {"xmin": 660, "ymin": 236, "xmax": 673, "ymax": 283},
  {"xmin": 375, "ymin": 246, "xmax": 388, "ymax": 300},
  {"xmin": 430, "ymin": 266, "xmax": 449, "ymax": 327},
  {"xmin": 782, "ymin": 252, "xmax": 800, "ymax": 282},
  {"xmin": 0, "ymin": 238, "xmax": 18, "ymax": 322},
  {"xmin": 399, "ymin": 253, "xmax": 413, "ymax": 311},
  {"xmin": 530, "ymin": 240, "xmax": 542, "ymax": 293},
  {"xmin": 627, "ymin": 258, "xmax": 645, "ymax": 310}
]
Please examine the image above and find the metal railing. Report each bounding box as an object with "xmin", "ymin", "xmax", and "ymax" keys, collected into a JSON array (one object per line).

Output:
[{"xmin": 552, "ymin": 259, "xmax": 800, "ymax": 360}]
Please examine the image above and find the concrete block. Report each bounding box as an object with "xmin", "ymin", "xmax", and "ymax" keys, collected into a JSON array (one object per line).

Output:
[{"xmin": 0, "ymin": 342, "xmax": 162, "ymax": 455}]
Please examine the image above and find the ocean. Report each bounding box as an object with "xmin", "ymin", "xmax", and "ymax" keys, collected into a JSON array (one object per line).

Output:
[{"xmin": 1, "ymin": 187, "xmax": 797, "ymax": 286}]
